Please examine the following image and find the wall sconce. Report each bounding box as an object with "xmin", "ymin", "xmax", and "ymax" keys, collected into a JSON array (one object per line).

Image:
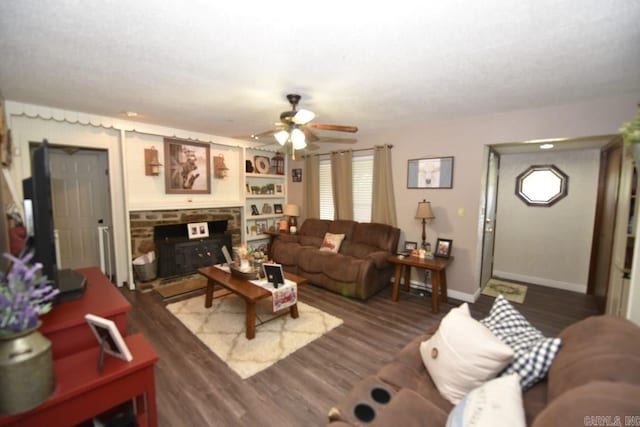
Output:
[
  {"xmin": 271, "ymin": 152, "xmax": 285, "ymax": 175},
  {"xmin": 213, "ymin": 154, "xmax": 229, "ymax": 178},
  {"xmin": 144, "ymin": 147, "xmax": 162, "ymax": 176}
]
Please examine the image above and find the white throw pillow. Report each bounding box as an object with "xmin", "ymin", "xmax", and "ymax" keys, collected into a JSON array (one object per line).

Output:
[
  {"xmin": 420, "ymin": 303, "xmax": 514, "ymax": 404},
  {"xmin": 319, "ymin": 232, "xmax": 345, "ymax": 253},
  {"xmin": 445, "ymin": 374, "xmax": 526, "ymax": 427}
]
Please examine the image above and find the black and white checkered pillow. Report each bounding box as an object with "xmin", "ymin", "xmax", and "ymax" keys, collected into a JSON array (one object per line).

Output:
[{"xmin": 481, "ymin": 294, "xmax": 562, "ymax": 389}]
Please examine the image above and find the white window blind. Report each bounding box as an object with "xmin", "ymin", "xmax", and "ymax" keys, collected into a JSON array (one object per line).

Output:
[
  {"xmin": 318, "ymin": 154, "xmax": 374, "ymax": 221},
  {"xmin": 352, "ymin": 155, "xmax": 373, "ymax": 222},
  {"xmin": 319, "ymin": 159, "xmax": 334, "ymax": 220}
]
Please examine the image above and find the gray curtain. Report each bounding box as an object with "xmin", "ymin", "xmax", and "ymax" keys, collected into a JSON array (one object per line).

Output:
[
  {"xmin": 303, "ymin": 155, "xmax": 320, "ymax": 219},
  {"xmin": 331, "ymin": 150, "xmax": 353, "ymax": 220},
  {"xmin": 372, "ymin": 145, "xmax": 397, "ymax": 226}
]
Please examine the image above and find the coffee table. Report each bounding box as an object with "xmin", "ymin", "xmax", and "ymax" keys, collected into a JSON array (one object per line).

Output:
[{"xmin": 197, "ymin": 265, "xmax": 308, "ymax": 340}]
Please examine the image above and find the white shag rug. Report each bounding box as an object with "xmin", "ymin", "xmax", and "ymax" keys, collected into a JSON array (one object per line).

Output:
[{"xmin": 166, "ymin": 293, "xmax": 343, "ymax": 379}]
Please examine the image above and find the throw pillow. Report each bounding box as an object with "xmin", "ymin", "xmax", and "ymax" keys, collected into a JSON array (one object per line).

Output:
[
  {"xmin": 420, "ymin": 303, "xmax": 514, "ymax": 404},
  {"xmin": 446, "ymin": 374, "xmax": 525, "ymax": 427},
  {"xmin": 480, "ymin": 295, "xmax": 562, "ymax": 390},
  {"xmin": 319, "ymin": 232, "xmax": 345, "ymax": 253}
]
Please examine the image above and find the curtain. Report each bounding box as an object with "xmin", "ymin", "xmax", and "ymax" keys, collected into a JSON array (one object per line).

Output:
[
  {"xmin": 372, "ymin": 145, "xmax": 397, "ymax": 226},
  {"xmin": 303, "ymin": 155, "xmax": 320, "ymax": 219},
  {"xmin": 331, "ymin": 150, "xmax": 353, "ymax": 220}
]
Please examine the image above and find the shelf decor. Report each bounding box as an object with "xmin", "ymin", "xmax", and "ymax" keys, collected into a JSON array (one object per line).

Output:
[{"xmin": 213, "ymin": 154, "xmax": 229, "ymax": 179}]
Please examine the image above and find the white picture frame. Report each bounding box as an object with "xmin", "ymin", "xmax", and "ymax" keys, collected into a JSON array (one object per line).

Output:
[
  {"xmin": 85, "ymin": 314, "xmax": 133, "ymax": 362},
  {"xmin": 187, "ymin": 222, "xmax": 209, "ymax": 239}
]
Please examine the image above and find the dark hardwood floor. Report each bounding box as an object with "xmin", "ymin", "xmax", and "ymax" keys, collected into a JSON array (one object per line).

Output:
[{"xmin": 120, "ymin": 281, "xmax": 599, "ymax": 427}]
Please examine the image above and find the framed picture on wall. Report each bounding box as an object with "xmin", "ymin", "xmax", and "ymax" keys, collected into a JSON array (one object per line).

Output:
[
  {"xmin": 292, "ymin": 168, "xmax": 302, "ymax": 182},
  {"xmin": 407, "ymin": 156, "xmax": 454, "ymax": 189},
  {"xmin": 164, "ymin": 138, "xmax": 211, "ymax": 194}
]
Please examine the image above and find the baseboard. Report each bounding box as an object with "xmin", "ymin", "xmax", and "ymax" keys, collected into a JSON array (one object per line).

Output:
[
  {"xmin": 492, "ymin": 270, "xmax": 587, "ymax": 293},
  {"xmin": 408, "ymin": 280, "xmax": 478, "ymax": 304}
]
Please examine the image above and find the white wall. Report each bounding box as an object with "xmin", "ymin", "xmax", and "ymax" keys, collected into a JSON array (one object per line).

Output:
[
  {"xmin": 492, "ymin": 150, "xmax": 600, "ymax": 292},
  {"xmin": 288, "ymin": 92, "xmax": 640, "ymax": 306}
]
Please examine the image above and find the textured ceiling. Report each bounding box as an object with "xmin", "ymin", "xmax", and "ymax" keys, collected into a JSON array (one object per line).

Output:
[{"xmin": 1, "ymin": 1, "xmax": 639, "ymax": 147}]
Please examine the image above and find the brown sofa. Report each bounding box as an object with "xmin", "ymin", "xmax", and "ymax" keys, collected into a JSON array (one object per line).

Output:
[
  {"xmin": 327, "ymin": 315, "xmax": 640, "ymax": 426},
  {"xmin": 270, "ymin": 218, "xmax": 400, "ymax": 300}
]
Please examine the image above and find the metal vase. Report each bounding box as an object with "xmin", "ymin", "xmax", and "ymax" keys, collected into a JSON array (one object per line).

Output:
[{"xmin": 0, "ymin": 323, "xmax": 55, "ymax": 415}]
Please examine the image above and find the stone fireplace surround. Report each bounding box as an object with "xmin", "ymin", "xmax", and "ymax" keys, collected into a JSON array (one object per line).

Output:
[{"xmin": 129, "ymin": 207, "xmax": 242, "ymax": 262}]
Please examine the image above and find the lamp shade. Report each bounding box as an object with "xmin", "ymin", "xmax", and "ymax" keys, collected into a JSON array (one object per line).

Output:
[
  {"xmin": 274, "ymin": 130, "xmax": 289, "ymax": 145},
  {"xmin": 283, "ymin": 204, "xmax": 299, "ymax": 217},
  {"xmin": 293, "ymin": 109, "xmax": 315, "ymax": 124},
  {"xmin": 415, "ymin": 200, "xmax": 435, "ymax": 219}
]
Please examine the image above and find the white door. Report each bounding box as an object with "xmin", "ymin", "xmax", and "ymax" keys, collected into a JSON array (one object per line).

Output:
[
  {"xmin": 49, "ymin": 147, "xmax": 111, "ymax": 270},
  {"xmin": 480, "ymin": 150, "xmax": 500, "ymax": 288}
]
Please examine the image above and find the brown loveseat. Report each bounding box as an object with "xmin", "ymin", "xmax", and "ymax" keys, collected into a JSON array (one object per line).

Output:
[
  {"xmin": 327, "ymin": 315, "xmax": 640, "ymax": 426},
  {"xmin": 270, "ymin": 218, "xmax": 400, "ymax": 300}
]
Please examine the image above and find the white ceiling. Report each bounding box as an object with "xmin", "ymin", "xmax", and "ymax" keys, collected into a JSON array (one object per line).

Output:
[{"xmin": 1, "ymin": 1, "xmax": 639, "ymax": 148}]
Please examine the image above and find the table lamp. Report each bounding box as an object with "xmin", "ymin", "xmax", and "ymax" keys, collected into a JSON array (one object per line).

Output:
[
  {"xmin": 283, "ymin": 204, "xmax": 300, "ymax": 234},
  {"xmin": 415, "ymin": 199, "xmax": 435, "ymax": 251}
]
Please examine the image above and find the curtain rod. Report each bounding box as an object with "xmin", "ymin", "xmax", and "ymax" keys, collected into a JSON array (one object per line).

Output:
[{"xmin": 301, "ymin": 144, "xmax": 393, "ymax": 158}]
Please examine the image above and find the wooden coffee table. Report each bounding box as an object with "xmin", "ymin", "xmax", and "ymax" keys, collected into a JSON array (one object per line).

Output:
[
  {"xmin": 388, "ymin": 255, "xmax": 453, "ymax": 314},
  {"xmin": 197, "ymin": 266, "xmax": 308, "ymax": 340}
]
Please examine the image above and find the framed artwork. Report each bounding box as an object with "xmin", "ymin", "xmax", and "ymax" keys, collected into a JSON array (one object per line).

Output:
[
  {"xmin": 255, "ymin": 220, "xmax": 268, "ymax": 234},
  {"xmin": 274, "ymin": 203, "xmax": 283, "ymax": 214},
  {"xmin": 404, "ymin": 241, "xmax": 418, "ymax": 252},
  {"xmin": 164, "ymin": 138, "xmax": 211, "ymax": 194},
  {"xmin": 435, "ymin": 238, "xmax": 453, "ymax": 258},
  {"xmin": 85, "ymin": 314, "xmax": 133, "ymax": 363},
  {"xmin": 275, "ymin": 183, "xmax": 284, "ymax": 194},
  {"xmin": 292, "ymin": 168, "xmax": 302, "ymax": 182},
  {"xmin": 407, "ymin": 156, "xmax": 454, "ymax": 189},
  {"xmin": 187, "ymin": 222, "xmax": 209, "ymax": 239}
]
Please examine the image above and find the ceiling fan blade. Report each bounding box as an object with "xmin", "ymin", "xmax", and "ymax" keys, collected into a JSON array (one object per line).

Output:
[
  {"xmin": 302, "ymin": 127, "xmax": 320, "ymax": 142},
  {"xmin": 316, "ymin": 136, "xmax": 358, "ymax": 144},
  {"xmin": 308, "ymin": 123, "xmax": 358, "ymax": 133}
]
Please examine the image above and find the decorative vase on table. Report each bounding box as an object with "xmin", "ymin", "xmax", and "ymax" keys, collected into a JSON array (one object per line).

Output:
[
  {"xmin": 0, "ymin": 322, "xmax": 55, "ymax": 415},
  {"xmin": 0, "ymin": 251, "xmax": 59, "ymax": 416}
]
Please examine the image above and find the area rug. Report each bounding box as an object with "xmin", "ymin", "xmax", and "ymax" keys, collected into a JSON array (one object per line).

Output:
[
  {"xmin": 481, "ymin": 279, "xmax": 528, "ymax": 304},
  {"xmin": 166, "ymin": 294, "xmax": 343, "ymax": 379}
]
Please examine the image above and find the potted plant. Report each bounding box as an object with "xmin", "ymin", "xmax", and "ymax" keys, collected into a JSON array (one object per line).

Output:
[
  {"xmin": 621, "ymin": 107, "xmax": 640, "ymax": 161},
  {"xmin": 0, "ymin": 251, "xmax": 59, "ymax": 415}
]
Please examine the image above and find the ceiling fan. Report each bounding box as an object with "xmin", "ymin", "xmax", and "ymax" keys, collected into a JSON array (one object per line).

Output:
[{"xmin": 247, "ymin": 94, "xmax": 358, "ymax": 159}]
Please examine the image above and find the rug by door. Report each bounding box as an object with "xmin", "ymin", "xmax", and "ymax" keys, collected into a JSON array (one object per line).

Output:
[
  {"xmin": 481, "ymin": 278, "xmax": 528, "ymax": 304},
  {"xmin": 166, "ymin": 294, "xmax": 343, "ymax": 379}
]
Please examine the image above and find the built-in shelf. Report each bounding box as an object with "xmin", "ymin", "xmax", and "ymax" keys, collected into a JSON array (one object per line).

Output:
[
  {"xmin": 246, "ymin": 173, "xmax": 285, "ymax": 179},
  {"xmin": 246, "ymin": 195, "xmax": 284, "ymax": 199}
]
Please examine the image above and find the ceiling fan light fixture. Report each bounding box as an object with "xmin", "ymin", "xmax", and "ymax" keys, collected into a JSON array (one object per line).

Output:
[
  {"xmin": 293, "ymin": 109, "xmax": 315, "ymax": 124},
  {"xmin": 291, "ymin": 128, "xmax": 307, "ymax": 149},
  {"xmin": 274, "ymin": 130, "xmax": 289, "ymax": 145}
]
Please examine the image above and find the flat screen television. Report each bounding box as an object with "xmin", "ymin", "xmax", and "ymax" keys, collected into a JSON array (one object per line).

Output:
[{"xmin": 22, "ymin": 139, "xmax": 86, "ymax": 303}]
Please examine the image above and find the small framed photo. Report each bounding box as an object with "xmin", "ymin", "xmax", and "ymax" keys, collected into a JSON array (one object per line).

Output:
[
  {"xmin": 435, "ymin": 238, "xmax": 453, "ymax": 258},
  {"xmin": 404, "ymin": 241, "xmax": 418, "ymax": 252},
  {"xmin": 187, "ymin": 222, "xmax": 209, "ymax": 239},
  {"xmin": 255, "ymin": 220, "xmax": 268, "ymax": 234},
  {"xmin": 292, "ymin": 168, "xmax": 302, "ymax": 182},
  {"xmin": 275, "ymin": 183, "xmax": 284, "ymax": 195},
  {"xmin": 274, "ymin": 203, "xmax": 283, "ymax": 214},
  {"xmin": 85, "ymin": 314, "xmax": 133, "ymax": 362},
  {"xmin": 251, "ymin": 204, "xmax": 260, "ymax": 215}
]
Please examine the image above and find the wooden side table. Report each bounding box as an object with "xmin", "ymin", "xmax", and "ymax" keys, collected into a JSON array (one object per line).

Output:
[{"xmin": 388, "ymin": 255, "xmax": 454, "ymax": 313}]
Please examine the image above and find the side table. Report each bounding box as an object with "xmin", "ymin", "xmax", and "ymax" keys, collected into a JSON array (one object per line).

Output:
[{"xmin": 388, "ymin": 255, "xmax": 454, "ymax": 314}]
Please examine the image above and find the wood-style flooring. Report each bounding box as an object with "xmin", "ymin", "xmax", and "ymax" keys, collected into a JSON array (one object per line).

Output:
[{"xmin": 120, "ymin": 281, "xmax": 599, "ymax": 427}]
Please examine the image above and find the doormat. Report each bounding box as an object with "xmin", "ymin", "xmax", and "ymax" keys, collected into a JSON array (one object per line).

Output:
[
  {"xmin": 166, "ymin": 294, "xmax": 343, "ymax": 379},
  {"xmin": 481, "ymin": 279, "xmax": 528, "ymax": 304},
  {"xmin": 155, "ymin": 275, "xmax": 208, "ymax": 299}
]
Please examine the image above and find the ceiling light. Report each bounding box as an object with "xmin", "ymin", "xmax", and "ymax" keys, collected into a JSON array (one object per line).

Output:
[
  {"xmin": 293, "ymin": 109, "xmax": 315, "ymax": 125},
  {"xmin": 540, "ymin": 143, "xmax": 554, "ymax": 150},
  {"xmin": 274, "ymin": 130, "xmax": 289, "ymax": 145},
  {"xmin": 125, "ymin": 111, "xmax": 138, "ymax": 117},
  {"xmin": 291, "ymin": 128, "xmax": 307, "ymax": 149}
]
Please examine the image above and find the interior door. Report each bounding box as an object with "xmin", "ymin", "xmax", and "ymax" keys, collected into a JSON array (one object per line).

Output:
[
  {"xmin": 480, "ymin": 150, "xmax": 500, "ymax": 288},
  {"xmin": 588, "ymin": 143, "xmax": 622, "ymax": 312},
  {"xmin": 49, "ymin": 147, "xmax": 111, "ymax": 270}
]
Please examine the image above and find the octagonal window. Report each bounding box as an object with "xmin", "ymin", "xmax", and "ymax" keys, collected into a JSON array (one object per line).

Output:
[{"xmin": 516, "ymin": 165, "xmax": 568, "ymax": 207}]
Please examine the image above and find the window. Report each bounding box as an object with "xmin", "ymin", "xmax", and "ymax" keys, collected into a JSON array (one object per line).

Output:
[
  {"xmin": 319, "ymin": 155, "xmax": 373, "ymax": 221},
  {"xmin": 516, "ymin": 164, "xmax": 568, "ymax": 207}
]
